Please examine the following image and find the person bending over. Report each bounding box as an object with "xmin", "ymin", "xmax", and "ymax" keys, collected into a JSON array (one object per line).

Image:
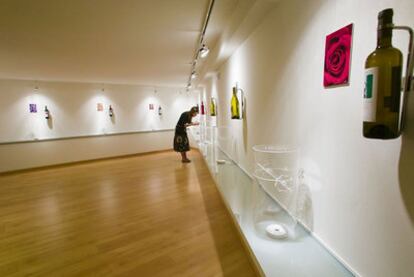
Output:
[{"xmin": 173, "ymin": 106, "xmax": 199, "ymax": 163}]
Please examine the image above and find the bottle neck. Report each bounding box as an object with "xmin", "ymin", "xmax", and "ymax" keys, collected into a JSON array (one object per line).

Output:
[{"xmin": 377, "ymin": 29, "xmax": 392, "ymax": 48}]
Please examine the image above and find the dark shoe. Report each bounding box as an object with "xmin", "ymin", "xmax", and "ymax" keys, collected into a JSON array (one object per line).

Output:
[{"xmin": 182, "ymin": 159, "xmax": 191, "ymax": 163}]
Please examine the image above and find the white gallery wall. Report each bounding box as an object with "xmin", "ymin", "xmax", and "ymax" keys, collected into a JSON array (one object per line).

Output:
[
  {"xmin": 203, "ymin": 0, "xmax": 414, "ymax": 276},
  {"xmin": 0, "ymin": 79, "xmax": 197, "ymax": 172}
]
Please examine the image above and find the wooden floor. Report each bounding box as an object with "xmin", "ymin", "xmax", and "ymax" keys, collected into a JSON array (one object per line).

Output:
[{"xmin": 0, "ymin": 150, "xmax": 257, "ymax": 277}]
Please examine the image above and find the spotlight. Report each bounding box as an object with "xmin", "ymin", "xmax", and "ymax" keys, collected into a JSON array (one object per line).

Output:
[
  {"xmin": 191, "ymin": 71, "xmax": 198, "ymax": 79},
  {"xmin": 199, "ymin": 44, "xmax": 210, "ymax": 58}
]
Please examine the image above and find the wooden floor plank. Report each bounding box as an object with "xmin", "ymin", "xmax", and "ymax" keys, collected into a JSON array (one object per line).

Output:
[{"xmin": 0, "ymin": 150, "xmax": 257, "ymax": 276}]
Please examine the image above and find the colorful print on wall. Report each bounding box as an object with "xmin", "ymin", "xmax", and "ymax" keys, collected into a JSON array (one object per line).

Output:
[
  {"xmin": 210, "ymin": 98, "xmax": 217, "ymax": 116},
  {"xmin": 323, "ymin": 23, "xmax": 353, "ymax": 87},
  {"xmin": 97, "ymin": 103, "xmax": 104, "ymax": 111},
  {"xmin": 29, "ymin": 104, "xmax": 37, "ymax": 113}
]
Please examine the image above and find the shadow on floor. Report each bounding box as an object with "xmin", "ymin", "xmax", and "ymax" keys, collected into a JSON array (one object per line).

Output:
[{"xmin": 192, "ymin": 153, "xmax": 258, "ymax": 277}]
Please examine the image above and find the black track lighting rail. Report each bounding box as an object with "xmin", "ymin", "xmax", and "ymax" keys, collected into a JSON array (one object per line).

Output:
[{"xmin": 186, "ymin": 0, "xmax": 216, "ymax": 90}]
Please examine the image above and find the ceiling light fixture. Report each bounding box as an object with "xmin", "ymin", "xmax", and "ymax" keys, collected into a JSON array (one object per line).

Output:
[
  {"xmin": 199, "ymin": 44, "xmax": 210, "ymax": 58},
  {"xmin": 186, "ymin": 0, "xmax": 215, "ymax": 90}
]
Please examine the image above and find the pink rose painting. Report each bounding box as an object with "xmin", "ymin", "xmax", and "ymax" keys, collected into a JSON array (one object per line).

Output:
[{"xmin": 323, "ymin": 24, "xmax": 353, "ymax": 87}]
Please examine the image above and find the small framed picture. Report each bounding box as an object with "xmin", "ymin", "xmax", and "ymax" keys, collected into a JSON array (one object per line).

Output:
[
  {"xmin": 323, "ymin": 24, "xmax": 353, "ymax": 87},
  {"xmin": 97, "ymin": 103, "xmax": 104, "ymax": 111},
  {"xmin": 29, "ymin": 104, "xmax": 37, "ymax": 113},
  {"xmin": 149, "ymin": 104, "xmax": 154, "ymax": 110}
]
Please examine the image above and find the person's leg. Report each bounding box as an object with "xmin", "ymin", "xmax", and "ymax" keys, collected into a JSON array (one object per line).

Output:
[{"xmin": 181, "ymin": 151, "xmax": 190, "ymax": 162}]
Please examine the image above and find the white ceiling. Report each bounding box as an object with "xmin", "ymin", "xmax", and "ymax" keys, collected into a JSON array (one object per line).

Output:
[{"xmin": 0, "ymin": 0, "xmax": 240, "ymax": 87}]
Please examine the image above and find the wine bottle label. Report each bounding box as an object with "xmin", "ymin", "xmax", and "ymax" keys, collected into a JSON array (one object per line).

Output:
[{"xmin": 363, "ymin": 67, "xmax": 379, "ymax": 122}]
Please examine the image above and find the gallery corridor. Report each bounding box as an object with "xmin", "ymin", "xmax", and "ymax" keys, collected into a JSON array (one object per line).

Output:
[{"xmin": 0, "ymin": 0, "xmax": 413, "ymax": 275}]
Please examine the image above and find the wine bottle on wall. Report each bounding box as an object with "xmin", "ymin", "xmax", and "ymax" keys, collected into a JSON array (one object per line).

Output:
[
  {"xmin": 201, "ymin": 101, "xmax": 205, "ymax": 115},
  {"xmin": 231, "ymin": 87, "xmax": 240, "ymax": 119},
  {"xmin": 44, "ymin": 106, "xmax": 50, "ymax": 119},
  {"xmin": 363, "ymin": 8, "xmax": 402, "ymax": 139},
  {"xmin": 109, "ymin": 105, "xmax": 114, "ymax": 117},
  {"xmin": 210, "ymin": 98, "xmax": 216, "ymax": 116}
]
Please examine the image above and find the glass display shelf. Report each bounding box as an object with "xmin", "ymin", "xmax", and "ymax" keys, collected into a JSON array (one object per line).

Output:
[{"xmin": 198, "ymin": 141, "xmax": 354, "ymax": 277}]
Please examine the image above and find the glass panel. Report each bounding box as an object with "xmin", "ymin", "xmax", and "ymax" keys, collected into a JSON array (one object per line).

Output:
[{"xmin": 198, "ymin": 135, "xmax": 354, "ymax": 277}]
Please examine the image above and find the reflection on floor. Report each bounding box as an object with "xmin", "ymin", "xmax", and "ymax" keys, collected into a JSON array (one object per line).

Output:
[{"xmin": 0, "ymin": 150, "xmax": 256, "ymax": 276}]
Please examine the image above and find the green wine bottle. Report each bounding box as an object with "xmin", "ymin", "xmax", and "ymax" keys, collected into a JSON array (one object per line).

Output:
[
  {"xmin": 210, "ymin": 98, "xmax": 216, "ymax": 116},
  {"xmin": 363, "ymin": 8, "xmax": 403, "ymax": 139},
  {"xmin": 231, "ymin": 87, "xmax": 240, "ymax": 119}
]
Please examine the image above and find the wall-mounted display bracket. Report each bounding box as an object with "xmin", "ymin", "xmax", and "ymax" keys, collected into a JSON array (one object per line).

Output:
[{"xmin": 393, "ymin": 24, "xmax": 414, "ymax": 134}]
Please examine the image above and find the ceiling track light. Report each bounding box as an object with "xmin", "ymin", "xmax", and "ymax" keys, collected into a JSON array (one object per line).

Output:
[
  {"xmin": 186, "ymin": 0, "xmax": 215, "ymax": 90},
  {"xmin": 199, "ymin": 44, "xmax": 210, "ymax": 59}
]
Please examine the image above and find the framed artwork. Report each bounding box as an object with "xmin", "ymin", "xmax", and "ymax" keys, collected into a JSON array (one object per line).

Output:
[
  {"xmin": 149, "ymin": 104, "xmax": 154, "ymax": 110},
  {"xmin": 323, "ymin": 23, "xmax": 353, "ymax": 87},
  {"xmin": 29, "ymin": 104, "xmax": 37, "ymax": 113},
  {"xmin": 97, "ymin": 103, "xmax": 104, "ymax": 111}
]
